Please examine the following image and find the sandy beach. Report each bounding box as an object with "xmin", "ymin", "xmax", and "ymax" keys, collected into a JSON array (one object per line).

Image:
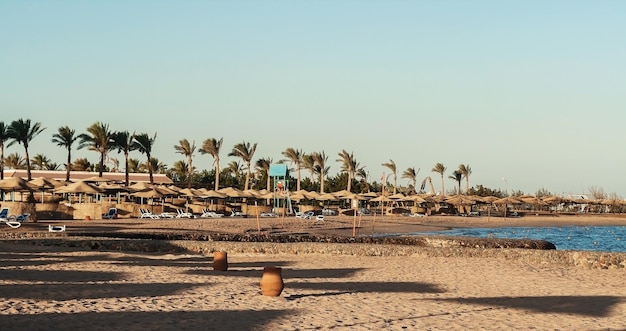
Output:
[{"xmin": 1, "ymin": 214, "xmax": 625, "ymax": 330}]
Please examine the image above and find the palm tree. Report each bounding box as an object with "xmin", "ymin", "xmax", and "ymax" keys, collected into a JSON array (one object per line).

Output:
[
  {"xmin": 174, "ymin": 139, "xmax": 196, "ymax": 188},
  {"xmin": 228, "ymin": 141, "xmax": 257, "ymax": 190},
  {"xmin": 110, "ymin": 131, "xmax": 136, "ymax": 186},
  {"xmin": 0, "ymin": 121, "xmax": 9, "ymax": 180},
  {"xmin": 302, "ymin": 153, "xmax": 316, "ymax": 182},
  {"xmin": 282, "ymin": 147, "xmax": 303, "ymax": 191},
  {"xmin": 72, "ymin": 158, "xmax": 92, "ymax": 171},
  {"xmin": 7, "ymin": 118, "xmax": 46, "ymax": 180},
  {"xmin": 255, "ymin": 157, "xmax": 272, "ymax": 190},
  {"xmin": 144, "ymin": 157, "xmax": 167, "ymax": 174},
  {"xmin": 78, "ymin": 122, "xmax": 112, "ymax": 177},
  {"xmin": 30, "ymin": 153, "xmax": 51, "ymax": 170},
  {"xmin": 169, "ymin": 160, "xmax": 189, "ymax": 184},
  {"xmin": 381, "ymin": 159, "xmax": 398, "ymax": 195},
  {"xmin": 4, "ymin": 152, "xmax": 26, "ymax": 169},
  {"xmin": 52, "ymin": 126, "xmax": 83, "ymax": 182},
  {"xmin": 46, "ymin": 162, "xmax": 60, "ymax": 170},
  {"xmin": 402, "ymin": 167, "xmax": 420, "ymax": 193},
  {"xmin": 311, "ymin": 151, "xmax": 328, "ymax": 193},
  {"xmin": 199, "ymin": 137, "xmax": 223, "ymax": 190},
  {"xmin": 355, "ymin": 168, "xmax": 370, "ymax": 193},
  {"xmin": 458, "ymin": 164, "xmax": 472, "ymax": 194},
  {"xmin": 431, "ymin": 162, "xmax": 447, "ymax": 196},
  {"xmin": 337, "ymin": 150, "xmax": 357, "ymax": 192},
  {"xmin": 448, "ymin": 170, "xmax": 462, "ymax": 195},
  {"xmin": 223, "ymin": 160, "xmax": 244, "ymax": 187},
  {"xmin": 132, "ymin": 132, "xmax": 157, "ymax": 183}
]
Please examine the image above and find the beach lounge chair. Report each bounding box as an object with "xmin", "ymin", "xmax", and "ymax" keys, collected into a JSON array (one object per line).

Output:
[
  {"xmin": 139, "ymin": 208, "xmax": 160, "ymax": 219},
  {"xmin": 200, "ymin": 208, "xmax": 224, "ymax": 218},
  {"xmin": 48, "ymin": 225, "xmax": 66, "ymax": 232},
  {"xmin": 16, "ymin": 213, "xmax": 31, "ymax": 222},
  {"xmin": 0, "ymin": 208, "xmax": 21, "ymax": 228},
  {"xmin": 296, "ymin": 211, "xmax": 314, "ymax": 220},
  {"xmin": 102, "ymin": 208, "xmax": 117, "ymax": 219},
  {"xmin": 175, "ymin": 209, "xmax": 194, "ymax": 218}
]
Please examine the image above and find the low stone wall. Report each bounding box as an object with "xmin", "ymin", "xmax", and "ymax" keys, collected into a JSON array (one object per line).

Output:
[{"xmin": 2, "ymin": 234, "xmax": 624, "ymax": 270}]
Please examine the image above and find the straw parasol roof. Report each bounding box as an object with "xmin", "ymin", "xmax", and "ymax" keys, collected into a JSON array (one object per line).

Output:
[
  {"xmin": 316, "ymin": 193, "xmax": 339, "ymax": 201},
  {"xmin": 218, "ymin": 187, "xmax": 245, "ymax": 198},
  {"xmin": 481, "ymin": 196, "xmax": 500, "ymax": 204},
  {"xmin": 198, "ymin": 189, "xmax": 227, "ymax": 199},
  {"xmin": 29, "ymin": 177, "xmax": 63, "ymax": 189},
  {"xmin": 445, "ymin": 195, "xmax": 477, "ymax": 206},
  {"xmin": 128, "ymin": 182, "xmax": 155, "ymax": 191},
  {"xmin": 54, "ymin": 181, "xmax": 103, "ymax": 194},
  {"xmin": 405, "ymin": 194, "xmax": 427, "ymax": 203},
  {"xmin": 0, "ymin": 177, "xmax": 38, "ymax": 191},
  {"xmin": 388, "ymin": 192, "xmax": 407, "ymax": 200},
  {"xmin": 492, "ymin": 197, "xmax": 523, "ymax": 205},
  {"xmin": 177, "ymin": 188, "xmax": 199, "ymax": 197}
]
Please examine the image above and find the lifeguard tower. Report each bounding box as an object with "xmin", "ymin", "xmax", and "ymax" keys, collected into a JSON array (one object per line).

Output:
[{"xmin": 269, "ymin": 164, "xmax": 292, "ymax": 215}]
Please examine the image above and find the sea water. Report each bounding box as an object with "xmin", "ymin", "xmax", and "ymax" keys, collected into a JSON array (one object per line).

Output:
[{"xmin": 410, "ymin": 226, "xmax": 626, "ymax": 252}]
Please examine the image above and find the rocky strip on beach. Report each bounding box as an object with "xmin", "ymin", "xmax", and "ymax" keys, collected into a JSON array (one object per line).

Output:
[{"xmin": 1, "ymin": 229, "xmax": 625, "ymax": 270}]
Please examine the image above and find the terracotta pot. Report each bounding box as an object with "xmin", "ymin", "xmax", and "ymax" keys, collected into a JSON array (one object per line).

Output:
[
  {"xmin": 213, "ymin": 251, "xmax": 228, "ymax": 271},
  {"xmin": 260, "ymin": 266, "xmax": 284, "ymax": 297},
  {"xmin": 85, "ymin": 215, "xmax": 91, "ymax": 221}
]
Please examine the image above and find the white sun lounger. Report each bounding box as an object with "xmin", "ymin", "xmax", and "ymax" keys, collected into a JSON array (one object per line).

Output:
[{"xmin": 48, "ymin": 225, "xmax": 66, "ymax": 232}]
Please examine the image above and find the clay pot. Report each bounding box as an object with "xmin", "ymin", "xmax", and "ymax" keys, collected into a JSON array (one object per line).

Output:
[
  {"xmin": 85, "ymin": 215, "xmax": 91, "ymax": 221},
  {"xmin": 260, "ymin": 266, "xmax": 284, "ymax": 297},
  {"xmin": 213, "ymin": 251, "xmax": 228, "ymax": 271}
]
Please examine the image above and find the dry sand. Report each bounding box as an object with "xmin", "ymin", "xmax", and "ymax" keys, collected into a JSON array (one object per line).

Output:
[{"xmin": 1, "ymin": 214, "xmax": 625, "ymax": 330}]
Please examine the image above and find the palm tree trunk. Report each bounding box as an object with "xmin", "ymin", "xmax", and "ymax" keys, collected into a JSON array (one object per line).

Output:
[
  {"xmin": 296, "ymin": 165, "xmax": 301, "ymax": 191},
  {"xmin": 25, "ymin": 147, "xmax": 32, "ymax": 180},
  {"xmin": 215, "ymin": 164, "xmax": 220, "ymax": 191},
  {"xmin": 124, "ymin": 152, "xmax": 130, "ymax": 186},
  {"xmin": 66, "ymin": 148, "xmax": 72, "ymax": 182}
]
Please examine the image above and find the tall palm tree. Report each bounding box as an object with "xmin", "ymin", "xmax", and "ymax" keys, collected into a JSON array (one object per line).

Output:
[
  {"xmin": 78, "ymin": 122, "xmax": 112, "ymax": 177},
  {"xmin": 448, "ymin": 170, "xmax": 463, "ymax": 195},
  {"xmin": 110, "ymin": 131, "xmax": 136, "ymax": 186},
  {"xmin": 282, "ymin": 147, "xmax": 303, "ymax": 191},
  {"xmin": 302, "ymin": 153, "xmax": 316, "ymax": 182},
  {"xmin": 228, "ymin": 141, "xmax": 257, "ymax": 190},
  {"xmin": 337, "ymin": 150, "xmax": 357, "ymax": 192},
  {"xmin": 7, "ymin": 118, "xmax": 46, "ymax": 180},
  {"xmin": 381, "ymin": 159, "xmax": 398, "ymax": 195},
  {"xmin": 355, "ymin": 168, "xmax": 370, "ymax": 192},
  {"xmin": 199, "ymin": 137, "xmax": 223, "ymax": 190},
  {"xmin": 458, "ymin": 164, "xmax": 472, "ymax": 194},
  {"xmin": 141, "ymin": 157, "xmax": 166, "ymax": 175},
  {"xmin": 0, "ymin": 121, "xmax": 9, "ymax": 180},
  {"xmin": 174, "ymin": 139, "xmax": 196, "ymax": 189},
  {"xmin": 132, "ymin": 132, "xmax": 157, "ymax": 183},
  {"xmin": 431, "ymin": 162, "xmax": 447, "ymax": 196},
  {"xmin": 402, "ymin": 167, "xmax": 420, "ymax": 193},
  {"xmin": 311, "ymin": 151, "xmax": 328, "ymax": 193},
  {"xmin": 255, "ymin": 157, "xmax": 272, "ymax": 191},
  {"xmin": 30, "ymin": 153, "xmax": 51, "ymax": 170},
  {"xmin": 52, "ymin": 126, "xmax": 83, "ymax": 182}
]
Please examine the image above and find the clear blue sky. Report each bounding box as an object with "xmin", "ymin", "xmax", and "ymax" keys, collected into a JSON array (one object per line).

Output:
[{"xmin": 2, "ymin": 1, "xmax": 625, "ymax": 196}]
